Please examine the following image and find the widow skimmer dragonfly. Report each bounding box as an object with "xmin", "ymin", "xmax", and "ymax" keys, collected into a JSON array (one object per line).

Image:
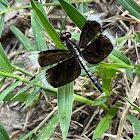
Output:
[{"xmin": 38, "ymin": 15, "xmax": 115, "ymax": 94}]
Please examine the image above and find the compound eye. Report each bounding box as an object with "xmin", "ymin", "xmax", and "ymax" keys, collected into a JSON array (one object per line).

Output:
[
  {"xmin": 60, "ymin": 32, "xmax": 71, "ymax": 41},
  {"xmin": 65, "ymin": 32, "xmax": 71, "ymax": 39},
  {"xmin": 60, "ymin": 33, "xmax": 66, "ymax": 41}
]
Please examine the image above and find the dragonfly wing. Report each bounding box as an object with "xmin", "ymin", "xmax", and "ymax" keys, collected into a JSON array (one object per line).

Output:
[
  {"xmin": 46, "ymin": 57, "xmax": 81, "ymax": 88},
  {"xmin": 79, "ymin": 15, "xmax": 101, "ymax": 48},
  {"xmin": 82, "ymin": 33, "xmax": 113, "ymax": 64},
  {"xmin": 38, "ymin": 50, "xmax": 72, "ymax": 67}
]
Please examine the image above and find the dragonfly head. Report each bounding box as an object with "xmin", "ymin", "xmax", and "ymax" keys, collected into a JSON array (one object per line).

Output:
[{"xmin": 60, "ymin": 32, "xmax": 71, "ymax": 42}]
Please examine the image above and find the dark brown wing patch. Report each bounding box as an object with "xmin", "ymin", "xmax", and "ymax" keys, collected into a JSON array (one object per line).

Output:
[
  {"xmin": 38, "ymin": 50, "xmax": 72, "ymax": 67},
  {"xmin": 82, "ymin": 34, "xmax": 113, "ymax": 64},
  {"xmin": 46, "ymin": 57, "xmax": 81, "ymax": 88},
  {"xmin": 79, "ymin": 20, "xmax": 101, "ymax": 48}
]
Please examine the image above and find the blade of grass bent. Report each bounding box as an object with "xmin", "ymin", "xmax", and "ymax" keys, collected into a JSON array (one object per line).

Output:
[{"xmin": 30, "ymin": 0, "xmax": 65, "ymax": 49}]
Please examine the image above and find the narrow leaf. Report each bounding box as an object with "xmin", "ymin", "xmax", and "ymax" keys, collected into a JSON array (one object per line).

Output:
[
  {"xmin": 0, "ymin": 81, "xmax": 20, "ymax": 102},
  {"xmin": 109, "ymin": 49, "xmax": 131, "ymax": 65},
  {"xmin": 92, "ymin": 96, "xmax": 107, "ymax": 106},
  {"xmin": 117, "ymin": 0, "xmax": 140, "ymax": 19},
  {"xmin": 126, "ymin": 98, "xmax": 140, "ymax": 113},
  {"xmin": 3, "ymin": 93, "xmax": 29, "ymax": 102},
  {"xmin": 15, "ymin": 0, "xmax": 22, "ymax": 3},
  {"xmin": 9, "ymin": 24, "xmax": 36, "ymax": 51},
  {"xmin": 58, "ymin": 0, "xmax": 86, "ymax": 30},
  {"xmin": 128, "ymin": 112, "xmax": 140, "ymax": 134},
  {"xmin": 93, "ymin": 103, "xmax": 120, "ymax": 139},
  {"xmin": 30, "ymin": 0, "xmax": 65, "ymax": 49},
  {"xmin": 58, "ymin": 82, "xmax": 74, "ymax": 140},
  {"xmin": 31, "ymin": 10, "xmax": 47, "ymax": 51},
  {"xmin": 134, "ymin": 31, "xmax": 140, "ymax": 43},
  {"xmin": 0, "ymin": 14, "xmax": 5, "ymax": 37},
  {"xmin": 100, "ymin": 62, "xmax": 133, "ymax": 69},
  {"xmin": 126, "ymin": 69, "xmax": 133, "ymax": 80},
  {"xmin": 11, "ymin": 74, "xmax": 42, "ymax": 100},
  {"xmin": 23, "ymin": 87, "xmax": 40, "ymax": 108},
  {"xmin": 0, "ymin": 43, "xmax": 13, "ymax": 73},
  {"xmin": 102, "ymin": 79, "xmax": 111, "ymax": 95},
  {"xmin": 0, "ymin": 0, "xmax": 9, "ymax": 11},
  {"xmin": 0, "ymin": 134, "xmax": 6, "ymax": 140},
  {"xmin": 37, "ymin": 113, "xmax": 59, "ymax": 140},
  {"xmin": 0, "ymin": 122, "xmax": 10, "ymax": 140},
  {"xmin": 0, "ymin": 0, "xmax": 9, "ymax": 7}
]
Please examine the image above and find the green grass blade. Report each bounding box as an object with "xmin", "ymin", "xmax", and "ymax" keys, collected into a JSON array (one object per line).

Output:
[
  {"xmin": 100, "ymin": 62, "xmax": 133, "ymax": 69},
  {"xmin": 11, "ymin": 84, "xmax": 34, "ymax": 100},
  {"xmin": 58, "ymin": 82, "xmax": 74, "ymax": 140},
  {"xmin": 0, "ymin": 81, "xmax": 20, "ymax": 102},
  {"xmin": 128, "ymin": 112, "xmax": 140, "ymax": 134},
  {"xmin": 0, "ymin": 0, "xmax": 9, "ymax": 7},
  {"xmin": 9, "ymin": 24, "xmax": 36, "ymax": 51},
  {"xmin": 132, "ymin": 134, "xmax": 140, "ymax": 140},
  {"xmin": 23, "ymin": 87, "xmax": 40, "ymax": 108},
  {"xmin": 126, "ymin": 69, "xmax": 133, "ymax": 80},
  {"xmin": 0, "ymin": 77, "xmax": 6, "ymax": 89},
  {"xmin": 117, "ymin": 0, "xmax": 140, "ymax": 19},
  {"xmin": 0, "ymin": 69, "xmax": 56, "ymax": 94},
  {"xmin": 0, "ymin": 14, "xmax": 5, "ymax": 37},
  {"xmin": 0, "ymin": 134, "xmax": 6, "ymax": 140},
  {"xmin": 15, "ymin": 0, "xmax": 22, "ymax": 3},
  {"xmin": 74, "ymin": 94, "xmax": 106, "ymax": 105},
  {"xmin": 126, "ymin": 98, "xmax": 140, "ymax": 113},
  {"xmin": 0, "ymin": 43, "xmax": 13, "ymax": 73},
  {"xmin": 0, "ymin": 0, "xmax": 9, "ymax": 11},
  {"xmin": 96, "ymin": 67, "xmax": 117, "ymax": 94},
  {"xmin": 135, "ymin": 31, "xmax": 140, "ymax": 43},
  {"xmin": 93, "ymin": 103, "xmax": 120, "ymax": 139},
  {"xmin": 108, "ymin": 49, "xmax": 133, "ymax": 80},
  {"xmin": 30, "ymin": 0, "xmax": 65, "ymax": 49},
  {"xmin": 32, "ymin": 2, "xmax": 49, "ymax": 25},
  {"xmin": 0, "ymin": 122, "xmax": 10, "ymax": 140},
  {"xmin": 109, "ymin": 49, "xmax": 131, "ymax": 65},
  {"xmin": 31, "ymin": 9, "xmax": 47, "ymax": 51},
  {"xmin": 3, "ymin": 93, "xmax": 29, "ymax": 102},
  {"xmin": 11, "ymin": 74, "xmax": 43, "ymax": 100},
  {"xmin": 37, "ymin": 113, "xmax": 59, "ymax": 140},
  {"xmin": 58, "ymin": 0, "xmax": 86, "ymax": 30},
  {"xmin": 102, "ymin": 79, "xmax": 111, "ymax": 95}
]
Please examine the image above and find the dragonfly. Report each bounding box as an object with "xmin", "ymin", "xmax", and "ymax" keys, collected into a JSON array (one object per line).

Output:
[{"xmin": 37, "ymin": 15, "xmax": 115, "ymax": 94}]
